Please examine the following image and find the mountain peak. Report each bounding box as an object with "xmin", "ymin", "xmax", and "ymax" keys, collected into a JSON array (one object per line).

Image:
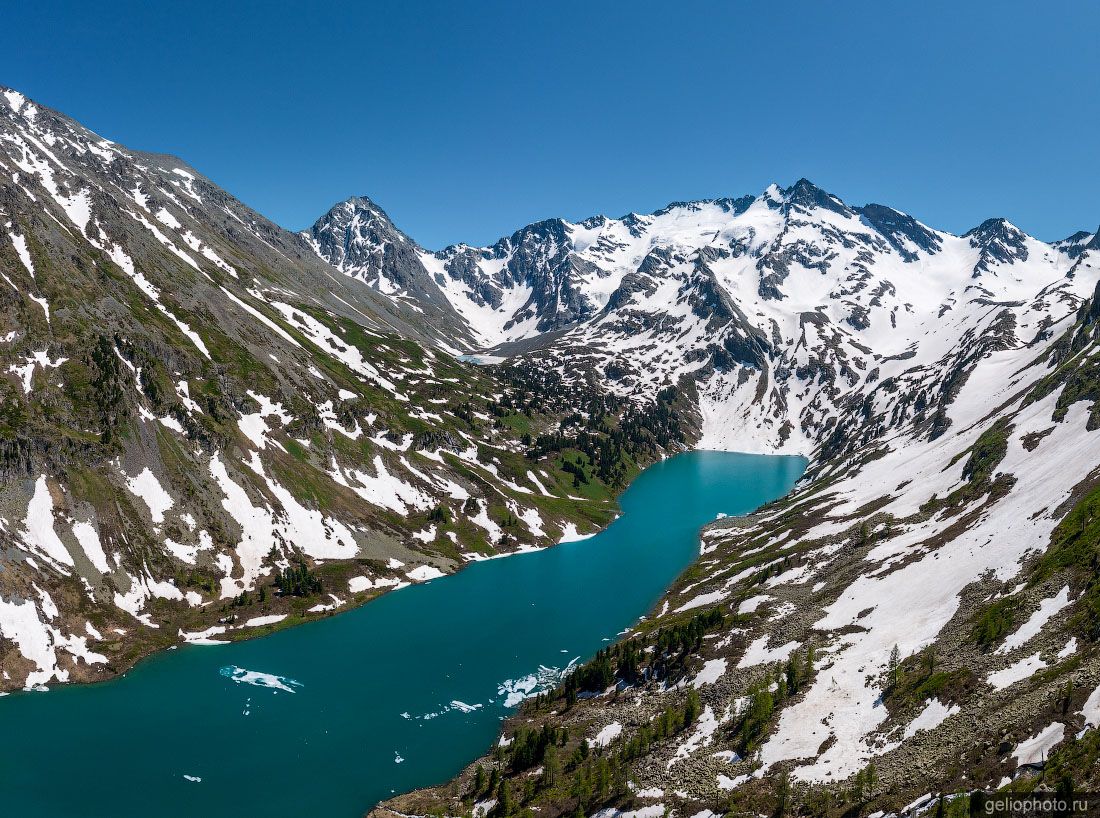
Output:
[
  {"xmin": 781, "ymin": 178, "xmax": 852, "ymax": 216},
  {"xmin": 306, "ymin": 194, "xmax": 422, "ymax": 279},
  {"xmin": 964, "ymin": 217, "xmax": 1030, "ymax": 270},
  {"xmin": 857, "ymin": 203, "xmax": 942, "ymax": 260},
  {"xmin": 1054, "ymin": 229, "xmax": 1098, "ymax": 259},
  {"xmin": 327, "ymin": 194, "xmax": 392, "ymax": 223},
  {"xmin": 964, "ymin": 216, "xmax": 1025, "ymax": 240}
]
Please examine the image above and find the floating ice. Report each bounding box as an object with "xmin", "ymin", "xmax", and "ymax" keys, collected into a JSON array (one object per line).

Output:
[
  {"xmin": 219, "ymin": 665, "xmax": 302, "ymax": 693},
  {"xmin": 497, "ymin": 659, "xmax": 578, "ymax": 707}
]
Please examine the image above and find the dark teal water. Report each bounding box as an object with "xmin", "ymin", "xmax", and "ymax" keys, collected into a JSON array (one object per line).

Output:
[{"xmin": 0, "ymin": 451, "xmax": 804, "ymax": 818}]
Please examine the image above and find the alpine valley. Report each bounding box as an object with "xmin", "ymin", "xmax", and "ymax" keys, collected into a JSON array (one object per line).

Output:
[{"xmin": 3, "ymin": 86, "xmax": 1100, "ymax": 816}]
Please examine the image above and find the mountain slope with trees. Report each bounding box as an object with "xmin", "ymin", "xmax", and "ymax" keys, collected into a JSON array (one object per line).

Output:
[{"xmin": 0, "ymin": 87, "xmax": 664, "ymax": 691}]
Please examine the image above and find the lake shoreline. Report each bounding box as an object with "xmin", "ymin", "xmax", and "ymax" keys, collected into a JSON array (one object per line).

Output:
[
  {"xmin": 367, "ymin": 456, "xmax": 809, "ymax": 818},
  {"xmin": 0, "ymin": 450, "xmax": 805, "ymax": 818}
]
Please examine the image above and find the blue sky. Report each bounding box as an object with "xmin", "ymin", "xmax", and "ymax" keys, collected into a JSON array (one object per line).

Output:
[{"xmin": 2, "ymin": 1, "xmax": 1098, "ymax": 248}]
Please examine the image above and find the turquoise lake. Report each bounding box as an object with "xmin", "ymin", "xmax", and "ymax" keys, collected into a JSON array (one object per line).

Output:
[{"xmin": 0, "ymin": 450, "xmax": 805, "ymax": 818}]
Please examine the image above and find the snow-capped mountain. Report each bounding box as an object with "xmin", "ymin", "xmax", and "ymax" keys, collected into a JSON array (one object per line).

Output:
[
  {"xmin": 312, "ymin": 179, "xmax": 1095, "ymax": 457},
  {"xmin": 303, "ymin": 196, "xmax": 475, "ymax": 348},
  {"xmin": 0, "ymin": 87, "xmax": 618, "ymax": 691},
  {"xmin": 310, "ymin": 184, "xmax": 1100, "ymax": 813}
]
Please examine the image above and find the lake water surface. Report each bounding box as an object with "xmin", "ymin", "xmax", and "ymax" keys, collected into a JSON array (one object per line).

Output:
[{"xmin": 0, "ymin": 450, "xmax": 804, "ymax": 818}]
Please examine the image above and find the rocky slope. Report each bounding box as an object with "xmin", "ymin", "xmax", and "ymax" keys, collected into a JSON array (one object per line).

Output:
[
  {"xmin": 309, "ymin": 184, "xmax": 1100, "ymax": 813},
  {"xmin": 0, "ymin": 87, "xmax": 639, "ymax": 692}
]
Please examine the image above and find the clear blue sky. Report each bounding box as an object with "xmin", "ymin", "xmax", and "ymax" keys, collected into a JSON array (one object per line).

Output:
[{"xmin": 2, "ymin": 1, "xmax": 1098, "ymax": 248}]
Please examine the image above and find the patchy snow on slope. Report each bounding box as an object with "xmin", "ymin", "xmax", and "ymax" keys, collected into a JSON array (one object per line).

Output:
[
  {"xmin": 668, "ymin": 705, "xmax": 723, "ymax": 768},
  {"xmin": 330, "ymin": 455, "xmax": 433, "ymax": 515},
  {"xmin": 21, "ymin": 475, "xmax": 73, "ymax": 568},
  {"xmin": 692, "ymin": 658, "xmax": 727, "ymax": 688},
  {"xmin": 8, "ymin": 350, "xmax": 67, "ymax": 394},
  {"xmin": 1012, "ymin": 722, "xmax": 1065, "ymax": 766},
  {"xmin": 406, "ymin": 565, "xmax": 445, "ymax": 582},
  {"xmin": 997, "ymin": 586, "xmax": 1071, "ymax": 654},
  {"xmin": 71, "ymin": 519, "xmax": 110, "ymax": 574},
  {"xmin": 558, "ymin": 522, "xmax": 593, "ymax": 544},
  {"xmin": 987, "ymin": 653, "xmax": 1048, "ymax": 691},
  {"xmin": 209, "ymin": 453, "xmax": 359, "ymax": 596},
  {"xmin": 903, "ymin": 699, "xmax": 959, "ymax": 739},
  {"xmin": 738, "ymin": 636, "xmax": 799, "ymax": 668},
  {"xmin": 753, "ymin": 392, "xmax": 1100, "ymax": 782},
  {"xmin": 1080, "ymin": 683, "xmax": 1100, "ymax": 730},
  {"xmin": 0, "ymin": 593, "xmax": 107, "ymax": 688},
  {"xmin": 124, "ymin": 467, "xmax": 174, "ymax": 525},
  {"xmin": 593, "ymin": 721, "xmax": 623, "ymax": 747},
  {"xmin": 237, "ymin": 391, "xmax": 292, "ymax": 449}
]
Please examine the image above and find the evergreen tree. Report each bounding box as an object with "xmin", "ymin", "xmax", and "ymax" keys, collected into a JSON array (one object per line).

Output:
[
  {"xmin": 275, "ymin": 558, "xmax": 322, "ymax": 596},
  {"xmin": 773, "ymin": 771, "xmax": 791, "ymax": 818},
  {"xmin": 923, "ymin": 645, "xmax": 937, "ymax": 678},
  {"xmin": 740, "ymin": 681, "xmax": 775, "ymax": 751},
  {"xmin": 784, "ymin": 656, "xmax": 798, "ymax": 695},
  {"xmin": 851, "ymin": 769, "xmax": 865, "ymax": 802},
  {"xmin": 682, "ymin": 689, "xmax": 701, "ymax": 728},
  {"xmin": 541, "ymin": 747, "xmax": 560, "ymax": 787},
  {"xmin": 497, "ymin": 781, "xmax": 514, "ymax": 817}
]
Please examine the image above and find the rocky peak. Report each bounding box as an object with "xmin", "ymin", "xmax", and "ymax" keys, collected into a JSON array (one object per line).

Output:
[
  {"xmin": 857, "ymin": 203, "xmax": 943, "ymax": 261},
  {"xmin": 964, "ymin": 217, "xmax": 1030, "ymax": 273},
  {"xmin": 305, "ymin": 195, "xmax": 417, "ymax": 275},
  {"xmin": 782, "ymin": 178, "xmax": 853, "ymax": 217}
]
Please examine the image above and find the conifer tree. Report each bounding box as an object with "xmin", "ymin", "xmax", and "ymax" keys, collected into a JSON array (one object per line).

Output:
[{"xmin": 773, "ymin": 771, "xmax": 791, "ymax": 818}]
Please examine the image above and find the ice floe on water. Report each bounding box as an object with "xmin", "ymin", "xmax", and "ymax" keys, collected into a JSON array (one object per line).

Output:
[
  {"xmin": 418, "ymin": 699, "xmax": 485, "ymax": 720},
  {"xmin": 394, "ymin": 752, "xmax": 404, "ymax": 764},
  {"xmin": 497, "ymin": 660, "xmax": 578, "ymax": 707},
  {"xmin": 182, "ymin": 775, "xmax": 202, "ymax": 783},
  {"xmin": 219, "ymin": 665, "xmax": 302, "ymax": 693}
]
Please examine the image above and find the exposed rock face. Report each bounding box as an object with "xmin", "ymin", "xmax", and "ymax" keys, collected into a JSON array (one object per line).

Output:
[{"xmin": 304, "ymin": 196, "xmax": 475, "ymax": 347}]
